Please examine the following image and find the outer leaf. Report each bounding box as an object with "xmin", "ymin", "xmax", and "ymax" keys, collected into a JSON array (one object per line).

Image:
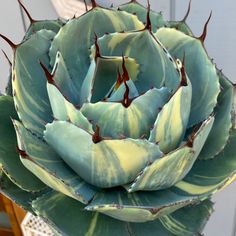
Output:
[
  {"xmin": 0, "ymin": 171, "xmax": 46, "ymax": 212},
  {"xmin": 174, "ymin": 128, "xmax": 236, "ymax": 197},
  {"xmin": 131, "ymin": 221, "xmax": 174, "ymax": 236},
  {"xmin": 13, "ymin": 120, "xmax": 97, "ymax": 204},
  {"xmin": 127, "ymin": 116, "xmax": 214, "ymax": 192},
  {"xmin": 49, "ymin": 7, "xmax": 144, "ymax": 91},
  {"xmin": 86, "ymin": 188, "xmax": 198, "ymax": 222},
  {"xmin": 32, "ymin": 191, "xmax": 213, "ymax": 236},
  {"xmin": 157, "ymin": 200, "xmax": 213, "ymax": 236},
  {"xmin": 32, "ymin": 191, "xmax": 130, "ymax": 236},
  {"xmin": 47, "ymin": 82, "xmax": 93, "ymax": 133},
  {"xmin": 155, "ymin": 28, "xmax": 220, "ymax": 127},
  {"xmin": 149, "ymin": 78, "xmax": 192, "ymax": 153},
  {"xmin": 96, "ymin": 30, "xmax": 181, "ymax": 93},
  {"xmin": 118, "ymin": 2, "xmax": 166, "ymax": 32},
  {"xmin": 44, "ymin": 121, "xmax": 162, "ymax": 188},
  {"xmin": 13, "ymin": 29, "xmax": 55, "ymax": 136},
  {"xmin": 81, "ymin": 88, "xmax": 170, "ymax": 139},
  {"xmin": 81, "ymin": 56, "xmax": 139, "ymax": 104},
  {"xmin": 199, "ymin": 71, "xmax": 234, "ymax": 159},
  {"xmin": 0, "ymin": 96, "xmax": 45, "ymax": 191},
  {"xmin": 131, "ymin": 200, "xmax": 213, "ymax": 236}
]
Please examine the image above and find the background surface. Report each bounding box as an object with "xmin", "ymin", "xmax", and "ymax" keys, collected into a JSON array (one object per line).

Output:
[{"xmin": 0, "ymin": 1, "xmax": 235, "ymax": 235}]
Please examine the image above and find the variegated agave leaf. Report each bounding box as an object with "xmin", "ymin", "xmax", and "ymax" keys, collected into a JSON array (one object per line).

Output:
[{"xmin": 0, "ymin": 0, "xmax": 235, "ymax": 235}]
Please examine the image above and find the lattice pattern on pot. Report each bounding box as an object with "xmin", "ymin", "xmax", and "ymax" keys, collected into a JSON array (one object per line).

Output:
[{"xmin": 21, "ymin": 212, "xmax": 56, "ymax": 236}]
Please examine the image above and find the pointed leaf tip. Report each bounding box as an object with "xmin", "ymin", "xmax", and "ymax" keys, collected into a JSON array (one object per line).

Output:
[
  {"xmin": 187, "ymin": 124, "xmax": 202, "ymax": 148},
  {"xmin": 181, "ymin": 0, "xmax": 192, "ymax": 22},
  {"xmin": 17, "ymin": 0, "xmax": 35, "ymax": 24},
  {"xmin": 186, "ymin": 116, "xmax": 213, "ymax": 148},
  {"xmin": 92, "ymin": 125, "xmax": 103, "ymax": 143},
  {"xmin": 16, "ymin": 146, "xmax": 28, "ymax": 159},
  {"xmin": 121, "ymin": 57, "xmax": 132, "ymax": 108},
  {"xmin": 39, "ymin": 61, "xmax": 55, "ymax": 85},
  {"xmin": 175, "ymin": 58, "xmax": 188, "ymax": 87},
  {"xmin": 186, "ymin": 133, "xmax": 194, "ymax": 148},
  {"xmin": 198, "ymin": 11, "xmax": 212, "ymax": 43},
  {"xmin": 0, "ymin": 34, "xmax": 17, "ymax": 51},
  {"xmin": 1, "ymin": 49, "xmax": 12, "ymax": 66},
  {"xmin": 180, "ymin": 56, "xmax": 188, "ymax": 86},
  {"xmin": 83, "ymin": 0, "xmax": 88, "ymax": 12},
  {"xmin": 113, "ymin": 68, "xmax": 123, "ymax": 91},
  {"xmin": 144, "ymin": 0, "xmax": 152, "ymax": 31},
  {"xmin": 91, "ymin": 0, "xmax": 97, "ymax": 8},
  {"xmin": 122, "ymin": 79, "xmax": 131, "ymax": 108},
  {"xmin": 122, "ymin": 56, "xmax": 129, "ymax": 82}
]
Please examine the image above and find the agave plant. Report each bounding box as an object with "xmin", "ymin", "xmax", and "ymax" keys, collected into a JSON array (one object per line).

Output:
[{"xmin": 0, "ymin": 0, "xmax": 235, "ymax": 235}]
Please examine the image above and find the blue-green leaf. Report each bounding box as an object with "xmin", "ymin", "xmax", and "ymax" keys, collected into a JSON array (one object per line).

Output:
[
  {"xmin": 155, "ymin": 28, "xmax": 220, "ymax": 127},
  {"xmin": 126, "ymin": 116, "xmax": 214, "ymax": 192},
  {"xmin": 199, "ymin": 70, "xmax": 234, "ymax": 159},
  {"xmin": 13, "ymin": 120, "xmax": 97, "ymax": 204},
  {"xmin": 168, "ymin": 21, "xmax": 193, "ymax": 36},
  {"xmin": 86, "ymin": 188, "xmax": 198, "ymax": 222},
  {"xmin": 47, "ymin": 82, "xmax": 93, "ymax": 132},
  {"xmin": 174, "ymin": 128, "xmax": 236, "ymax": 197},
  {"xmin": 13, "ymin": 29, "xmax": 55, "ymax": 136},
  {"xmin": 32, "ymin": 191, "xmax": 213, "ymax": 236},
  {"xmin": 32, "ymin": 191, "xmax": 130, "ymax": 236},
  {"xmin": 0, "ymin": 171, "xmax": 46, "ymax": 212},
  {"xmin": 149, "ymin": 76, "xmax": 192, "ymax": 153},
  {"xmin": 44, "ymin": 121, "xmax": 162, "ymax": 188},
  {"xmin": 0, "ymin": 96, "xmax": 45, "ymax": 191},
  {"xmin": 107, "ymin": 79, "xmax": 139, "ymax": 102},
  {"xmin": 81, "ymin": 88, "xmax": 170, "ymax": 139},
  {"xmin": 131, "ymin": 200, "xmax": 213, "ymax": 236},
  {"xmin": 157, "ymin": 200, "xmax": 213, "ymax": 236},
  {"xmin": 81, "ymin": 56, "xmax": 139, "ymax": 104},
  {"xmin": 49, "ymin": 7, "xmax": 144, "ymax": 92},
  {"xmin": 94, "ymin": 30, "xmax": 181, "ymax": 93},
  {"xmin": 51, "ymin": 51, "xmax": 80, "ymax": 105}
]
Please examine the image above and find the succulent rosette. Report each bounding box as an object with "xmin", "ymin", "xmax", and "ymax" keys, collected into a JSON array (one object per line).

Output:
[{"xmin": 0, "ymin": 0, "xmax": 235, "ymax": 235}]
